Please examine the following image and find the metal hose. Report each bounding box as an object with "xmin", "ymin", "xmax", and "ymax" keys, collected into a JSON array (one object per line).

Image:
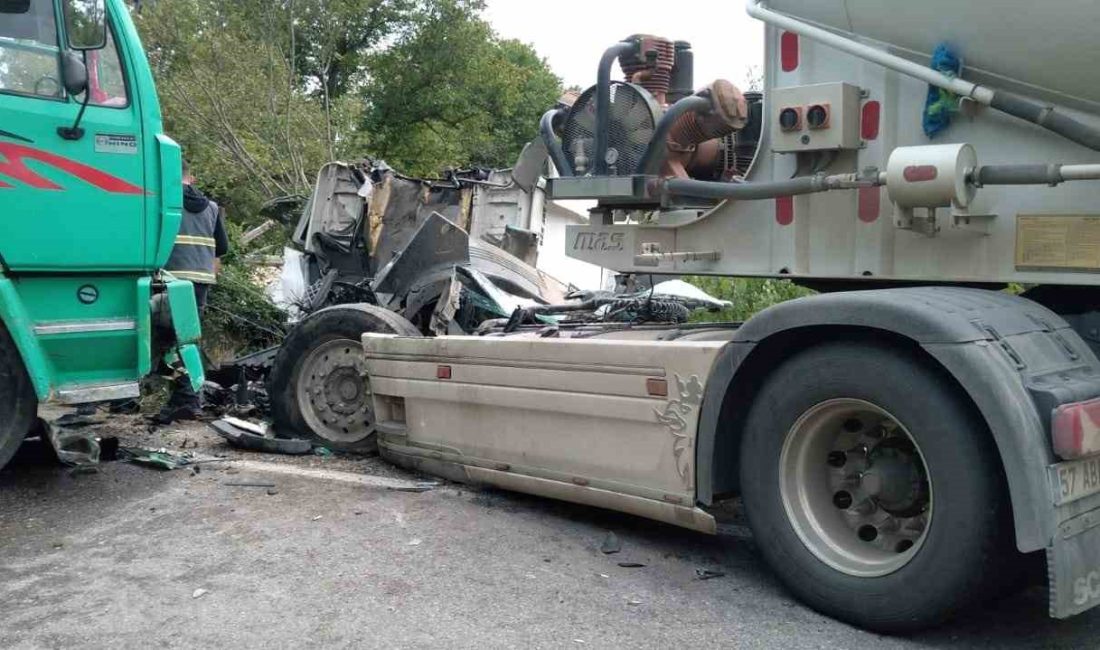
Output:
[
  {"xmin": 539, "ymin": 108, "xmax": 572, "ymax": 176},
  {"xmin": 638, "ymin": 95, "xmax": 711, "ymax": 175},
  {"xmin": 664, "ymin": 175, "xmax": 827, "ymax": 200},
  {"xmin": 595, "ymin": 42, "xmax": 637, "ymax": 175}
]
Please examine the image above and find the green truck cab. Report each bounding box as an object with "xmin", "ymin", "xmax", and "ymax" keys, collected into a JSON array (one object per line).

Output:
[{"xmin": 0, "ymin": 0, "xmax": 203, "ymax": 468}]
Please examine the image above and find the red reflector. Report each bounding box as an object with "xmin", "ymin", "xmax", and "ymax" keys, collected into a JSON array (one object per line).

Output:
[
  {"xmin": 780, "ymin": 32, "xmax": 799, "ymax": 72},
  {"xmin": 858, "ymin": 187, "xmax": 880, "ymax": 223},
  {"xmin": 436, "ymin": 365, "xmax": 452, "ymax": 380},
  {"xmin": 775, "ymin": 196, "xmax": 794, "ymax": 226},
  {"xmin": 903, "ymin": 165, "xmax": 938, "ymax": 182},
  {"xmin": 1053, "ymin": 397, "xmax": 1100, "ymax": 459},
  {"xmin": 861, "ymin": 101, "xmax": 881, "ymax": 140},
  {"xmin": 646, "ymin": 378, "xmax": 668, "ymax": 397}
]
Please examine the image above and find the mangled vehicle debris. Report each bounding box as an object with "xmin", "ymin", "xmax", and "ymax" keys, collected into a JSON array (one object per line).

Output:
[{"xmin": 245, "ymin": 155, "xmax": 728, "ymax": 452}]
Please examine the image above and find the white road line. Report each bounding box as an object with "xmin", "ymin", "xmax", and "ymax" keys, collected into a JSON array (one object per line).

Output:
[{"xmin": 225, "ymin": 459, "xmax": 438, "ymax": 492}]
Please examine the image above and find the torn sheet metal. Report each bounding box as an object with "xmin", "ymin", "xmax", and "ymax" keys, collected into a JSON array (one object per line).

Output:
[
  {"xmin": 373, "ymin": 211, "xmax": 470, "ymax": 300},
  {"xmin": 429, "ymin": 270, "xmax": 464, "ymax": 336},
  {"xmin": 43, "ymin": 419, "xmax": 100, "ymax": 467}
]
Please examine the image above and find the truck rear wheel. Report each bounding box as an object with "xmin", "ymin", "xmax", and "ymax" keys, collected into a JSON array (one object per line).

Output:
[
  {"xmin": 0, "ymin": 322, "xmax": 37, "ymax": 471},
  {"xmin": 268, "ymin": 304, "xmax": 420, "ymax": 451},
  {"xmin": 739, "ymin": 341, "xmax": 1013, "ymax": 633}
]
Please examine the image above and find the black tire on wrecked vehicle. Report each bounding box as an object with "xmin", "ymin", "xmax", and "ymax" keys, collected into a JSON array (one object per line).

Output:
[
  {"xmin": 267, "ymin": 304, "xmax": 420, "ymax": 452},
  {"xmin": 738, "ymin": 340, "xmax": 1014, "ymax": 633},
  {"xmin": 0, "ymin": 321, "xmax": 38, "ymax": 471}
]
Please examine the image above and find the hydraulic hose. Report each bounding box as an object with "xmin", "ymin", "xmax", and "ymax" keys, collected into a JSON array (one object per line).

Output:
[
  {"xmin": 539, "ymin": 108, "xmax": 572, "ymax": 177},
  {"xmin": 595, "ymin": 42, "xmax": 637, "ymax": 175},
  {"xmin": 665, "ymin": 175, "xmax": 826, "ymax": 201},
  {"xmin": 638, "ymin": 95, "xmax": 711, "ymax": 175},
  {"xmin": 972, "ymin": 163, "xmax": 1100, "ymax": 186},
  {"xmin": 663, "ymin": 172, "xmax": 881, "ymax": 201}
]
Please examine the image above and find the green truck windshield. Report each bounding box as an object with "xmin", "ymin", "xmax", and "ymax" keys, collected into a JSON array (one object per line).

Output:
[
  {"xmin": 0, "ymin": 0, "xmax": 127, "ymax": 105},
  {"xmin": 0, "ymin": 0, "xmax": 62, "ymax": 99}
]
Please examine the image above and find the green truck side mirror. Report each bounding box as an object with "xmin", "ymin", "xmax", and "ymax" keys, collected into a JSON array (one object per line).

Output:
[
  {"xmin": 62, "ymin": 0, "xmax": 107, "ymax": 50},
  {"xmin": 60, "ymin": 51, "xmax": 88, "ymax": 96}
]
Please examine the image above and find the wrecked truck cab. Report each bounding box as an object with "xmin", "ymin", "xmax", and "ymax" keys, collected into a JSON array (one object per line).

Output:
[
  {"xmin": 266, "ymin": 156, "xmax": 724, "ymax": 453},
  {"xmin": 267, "ymin": 160, "xmax": 580, "ymax": 451}
]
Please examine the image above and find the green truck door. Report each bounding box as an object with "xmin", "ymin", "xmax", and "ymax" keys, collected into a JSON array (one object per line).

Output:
[{"xmin": 0, "ymin": 2, "xmax": 145, "ymax": 271}]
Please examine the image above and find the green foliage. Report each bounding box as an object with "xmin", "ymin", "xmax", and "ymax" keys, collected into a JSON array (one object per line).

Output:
[
  {"xmin": 686, "ymin": 276, "xmax": 815, "ymax": 322},
  {"xmin": 134, "ymin": 0, "xmax": 360, "ymax": 221},
  {"xmin": 131, "ymin": 0, "xmax": 561, "ymax": 354},
  {"xmin": 360, "ymin": 0, "xmax": 561, "ymax": 174},
  {"xmin": 291, "ymin": 0, "xmax": 414, "ymax": 99},
  {"xmin": 203, "ymin": 221, "xmax": 287, "ymax": 358}
]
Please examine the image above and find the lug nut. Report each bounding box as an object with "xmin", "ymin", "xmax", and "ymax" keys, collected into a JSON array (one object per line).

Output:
[{"xmin": 833, "ymin": 490, "xmax": 854, "ymax": 509}]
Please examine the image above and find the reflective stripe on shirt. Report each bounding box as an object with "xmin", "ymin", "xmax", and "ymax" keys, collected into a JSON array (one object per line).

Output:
[
  {"xmin": 175, "ymin": 235, "xmax": 217, "ymax": 248},
  {"xmin": 169, "ymin": 270, "xmax": 218, "ymax": 284}
]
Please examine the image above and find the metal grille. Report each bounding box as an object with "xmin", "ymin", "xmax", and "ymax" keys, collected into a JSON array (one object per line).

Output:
[
  {"xmin": 734, "ymin": 92, "xmax": 764, "ymax": 176},
  {"xmin": 560, "ymin": 81, "xmax": 660, "ymax": 176}
]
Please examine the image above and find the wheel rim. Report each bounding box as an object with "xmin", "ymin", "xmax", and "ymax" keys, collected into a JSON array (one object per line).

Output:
[
  {"xmin": 295, "ymin": 338, "xmax": 375, "ymax": 445},
  {"xmin": 779, "ymin": 398, "xmax": 933, "ymax": 577}
]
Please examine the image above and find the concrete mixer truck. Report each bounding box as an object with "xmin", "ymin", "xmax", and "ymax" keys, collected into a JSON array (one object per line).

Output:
[{"xmin": 271, "ymin": 0, "xmax": 1100, "ymax": 632}]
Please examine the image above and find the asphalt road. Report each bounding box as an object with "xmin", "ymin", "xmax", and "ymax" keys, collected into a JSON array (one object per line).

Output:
[{"xmin": 1, "ymin": 419, "xmax": 1098, "ymax": 649}]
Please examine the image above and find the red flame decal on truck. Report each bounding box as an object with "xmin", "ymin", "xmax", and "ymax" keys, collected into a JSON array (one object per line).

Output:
[{"xmin": 0, "ymin": 142, "xmax": 143, "ymax": 194}]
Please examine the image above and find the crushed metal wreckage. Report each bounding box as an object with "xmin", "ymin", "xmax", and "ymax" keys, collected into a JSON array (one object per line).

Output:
[
  {"xmin": 203, "ymin": 158, "xmax": 731, "ymax": 451},
  {"xmin": 229, "ymin": 158, "xmax": 730, "ymax": 364}
]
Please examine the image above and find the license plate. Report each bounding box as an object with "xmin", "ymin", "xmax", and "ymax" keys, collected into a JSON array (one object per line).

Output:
[{"xmin": 1052, "ymin": 456, "xmax": 1100, "ymax": 506}]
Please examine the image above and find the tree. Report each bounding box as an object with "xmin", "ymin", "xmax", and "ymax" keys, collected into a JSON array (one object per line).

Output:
[
  {"xmin": 291, "ymin": 0, "xmax": 413, "ymax": 99},
  {"xmin": 360, "ymin": 0, "xmax": 561, "ymax": 175},
  {"xmin": 134, "ymin": 0, "xmax": 350, "ymax": 219}
]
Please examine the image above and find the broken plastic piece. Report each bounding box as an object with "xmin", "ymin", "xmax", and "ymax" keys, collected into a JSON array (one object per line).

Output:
[{"xmin": 209, "ymin": 419, "xmax": 312, "ymax": 455}]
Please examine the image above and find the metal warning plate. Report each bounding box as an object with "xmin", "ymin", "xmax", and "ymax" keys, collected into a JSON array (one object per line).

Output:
[{"xmin": 1016, "ymin": 215, "xmax": 1100, "ymax": 272}]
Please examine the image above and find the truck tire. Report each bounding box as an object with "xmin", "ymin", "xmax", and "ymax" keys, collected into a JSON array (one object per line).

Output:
[
  {"xmin": 739, "ymin": 340, "xmax": 1013, "ymax": 633},
  {"xmin": 0, "ymin": 322, "xmax": 37, "ymax": 471},
  {"xmin": 268, "ymin": 304, "xmax": 420, "ymax": 452}
]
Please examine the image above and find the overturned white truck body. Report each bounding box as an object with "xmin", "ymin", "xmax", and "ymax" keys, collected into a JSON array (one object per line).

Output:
[{"xmin": 292, "ymin": 0, "xmax": 1100, "ymax": 632}]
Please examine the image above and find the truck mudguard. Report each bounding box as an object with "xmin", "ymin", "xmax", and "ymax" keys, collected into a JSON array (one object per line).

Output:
[
  {"xmin": 696, "ymin": 287, "xmax": 1100, "ymax": 554},
  {"xmin": 0, "ymin": 277, "xmax": 52, "ymax": 400}
]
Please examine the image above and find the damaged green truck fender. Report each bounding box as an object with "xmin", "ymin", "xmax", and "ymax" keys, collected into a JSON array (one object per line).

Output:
[{"xmin": 0, "ymin": 274, "xmax": 205, "ymax": 401}]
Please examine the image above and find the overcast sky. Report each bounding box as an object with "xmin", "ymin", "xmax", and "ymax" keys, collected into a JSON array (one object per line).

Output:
[{"xmin": 483, "ymin": 0, "xmax": 765, "ymax": 92}]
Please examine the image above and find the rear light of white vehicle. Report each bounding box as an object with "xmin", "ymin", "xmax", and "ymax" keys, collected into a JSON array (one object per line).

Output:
[{"xmin": 1052, "ymin": 397, "xmax": 1100, "ymax": 459}]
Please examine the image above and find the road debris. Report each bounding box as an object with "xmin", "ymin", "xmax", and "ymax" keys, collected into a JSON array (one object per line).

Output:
[
  {"xmin": 119, "ymin": 447, "xmax": 197, "ymax": 471},
  {"xmin": 209, "ymin": 419, "xmax": 312, "ymax": 455},
  {"xmin": 695, "ymin": 568, "xmax": 726, "ymax": 580},
  {"xmin": 40, "ymin": 419, "xmax": 100, "ymax": 468},
  {"xmin": 600, "ymin": 531, "xmax": 622, "ymax": 554},
  {"xmin": 54, "ymin": 412, "xmax": 106, "ymax": 428},
  {"xmin": 192, "ymin": 588, "xmax": 208, "ymax": 599},
  {"xmin": 386, "ymin": 483, "xmax": 436, "ymax": 493},
  {"xmin": 617, "ymin": 562, "xmax": 646, "ymax": 568}
]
